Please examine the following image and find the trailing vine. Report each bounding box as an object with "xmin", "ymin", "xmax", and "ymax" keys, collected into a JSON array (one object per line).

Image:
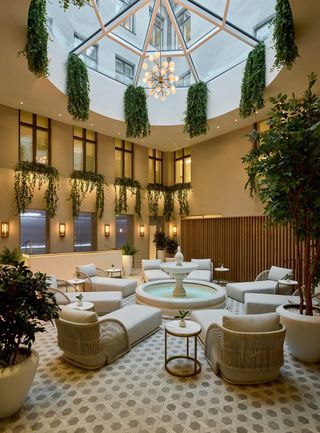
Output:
[
  {"xmin": 124, "ymin": 85, "xmax": 150, "ymax": 139},
  {"xmin": 272, "ymin": 0, "xmax": 299, "ymax": 70},
  {"xmin": 174, "ymin": 183, "xmax": 191, "ymax": 218},
  {"xmin": 184, "ymin": 81, "xmax": 209, "ymax": 138},
  {"xmin": 59, "ymin": 0, "xmax": 88, "ymax": 9},
  {"xmin": 66, "ymin": 53, "xmax": 90, "ymax": 122},
  {"xmin": 163, "ymin": 186, "xmax": 175, "ymax": 222},
  {"xmin": 69, "ymin": 170, "xmax": 105, "ymax": 219},
  {"xmin": 239, "ymin": 42, "xmax": 266, "ymax": 118},
  {"xmin": 20, "ymin": 0, "xmax": 49, "ymax": 78},
  {"xmin": 146, "ymin": 183, "xmax": 165, "ymax": 219},
  {"xmin": 14, "ymin": 161, "xmax": 59, "ymax": 217},
  {"xmin": 114, "ymin": 177, "xmax": 142, "ymax": 220}
]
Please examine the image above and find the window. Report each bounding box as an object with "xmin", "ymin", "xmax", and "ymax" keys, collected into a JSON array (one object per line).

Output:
[
  {"xmin": 20, "ymin": 210, "xmax": 48, "ymax": 255},
  {"xmin": 115, "ymin": 139, "xmax": 133, "ymax": 178},
  {"xmin": 254, "ymin": 16, "xmax": 274, "ymax": 40},
  {"xmin": 174, "ymin": 147, "xmax": 191, "ymax": 183},
  {"xmin": 74, "ymin": 212, "xmax": 96, "ymax": 252},
  {"xmin": 115, "ymin": 215, "xmax": 134, "ymax": 249},
  {"xmin": 74, "ymin": 33, "xmax": 98, "ymax": 69},
  {"xmin": 178, "ymin": 71, "xmax": 191, "ymax": 87},
  {"xmin": 177, "ymin": 9, "xmax": 191, "ymax": 44},
  {"xmin": 148, "ymin": 149, "xmax": 163, "ymax": 184},
  {"xmin": 73, "ymin": 127, "xmax": 97, "ymax": 172},
  {"xmin": 115, "ymin": 55, "xmax": 135, "ymax": 84},
  {"xmin": 120, "ymin": 0, "xmax": 135, "ymax": 33},
  {"xmin": 150, "ymin": 13, "xmax": 164, "ymax": 49},
  {"xmin": 19, "ymin": 110, "xmax": 50, "ymax": 164}
]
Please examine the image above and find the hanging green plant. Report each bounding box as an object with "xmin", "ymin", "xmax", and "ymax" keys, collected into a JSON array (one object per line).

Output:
[
  {"xmin": 114, "ymin": 177, "xmax": 142, "ymax": 220},
  {"xmin": 272, "ymin": 0, "xmax": 299, "ymax": 70},
  {"xmin": 66, "ymin": 53, "xmax": 90, "ymax": 122},
  {"xmin": 14, "ymin": 161, "xmax": 59, "ymax": 218},
  {"xmin": 20, "ymin": 0, "xmax": 49, "ymax": 78},
  {"xmin": 69, "ymin": 170, "xmax": 105, "ymax": 219},
  {"xmin": 184, "ymin": 81, "xmax": 208, "ymax": 138},
  {"xmin": 124, "ymin": 85, "xmax": 150, "ymax": 139},
  {"xmin": 59, "ymin": 0, "xmax": 88, "ymax": 9},
  {"xmin": 146, "ymin": 183, "xmax": 165, "ymax": 219},
  {"xmin": 174, "ymin": 183, "xmax": 191, "ymax": 218},
  {"xmin": 239, "ymin": 42, "xmax": 266, "ymax": 118},
  {"xmin": 163, "ymin": 186, "xmax": 175, "ymax": 222}
]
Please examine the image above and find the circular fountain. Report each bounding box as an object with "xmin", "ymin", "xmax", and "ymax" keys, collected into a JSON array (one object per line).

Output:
[{"xmin": 136, "ymin": 248, "xmax": 226, "ymax": 317}]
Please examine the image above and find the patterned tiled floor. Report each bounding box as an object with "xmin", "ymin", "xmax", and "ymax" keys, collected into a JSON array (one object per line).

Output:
[{"xmin": 1, "ymin": 294, "xmax": 320, "ymax": 433}]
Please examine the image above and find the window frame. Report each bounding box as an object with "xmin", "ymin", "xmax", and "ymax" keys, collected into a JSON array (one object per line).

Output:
[
  {"xmin": 73, "ymin": 211, "xmax": 97, "ymax": 252},
  {"xmin": 73, "ymin": 127, "xmax": 97, "ymax": 173},
  {"xmin": 174, "ymin": 147, "xmax": 191, "ymax": 184},
  {"xmin": 19, "ymin": 208, "xmax": 50, "ymax": 255},
  {"xmin": 120, "ymin": 0, "xmax": 135, "ymax": 34},
  {"xmin": 148, "ymin": 149, "xmax": 163, "ymax": 184},
  {"xmin": 115, "ymin": 55, "xmax": 135, "ymax": 84},
  {"xmin": 74, "ymin": 33, "xmax": 99, "ymax": 70},
  {"xmin": 19, "ymin": 110, "xmax": 51, "ymax": 164},
  {"xmin": 115, "ymin": 139, "xmax": 134, "ymax": 179}
]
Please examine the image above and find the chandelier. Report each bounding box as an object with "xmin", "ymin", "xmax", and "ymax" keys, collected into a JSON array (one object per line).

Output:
[{"xmin": 142, "ymin": 52, "xmax": 179, "ymax": 102}]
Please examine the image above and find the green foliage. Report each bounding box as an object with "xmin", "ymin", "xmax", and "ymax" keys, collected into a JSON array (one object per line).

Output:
[
  {"xmin": 114, "ymin": 177, "xmax": 142, "ymax": 220},
  {"xmin": 0, "ymin": 248, "xmax": 23, "ymax": 266},
  {"xmin": 165, "ymin": 237, "xmax": 178, "ymax": 256},
  {"xmin": 146, "ymin": 183, "xmax": 165, "ymax": 219},
  {"xmin": 174, "ymin": 182, "xmax": 191, "ymax": 218},
  {"xmin": 242, "ymin": 73, "xmax": 320, "ymax": 316},
  {"xmin": 67, "ymin": 54, "xmax": 90, "ymax": 122},
  {"xmin": 273, "ymin": 0, "xmax": 299, "ymax": 70},
  {"xmin": 153, "ymin": 231, "xmax": 167, "ymax": 250},
  {"xmin": 239, "ymin": 42, "xmax": 266, "ymax": 119},
  {"xmin": 14, "ymin": 161, "xmax": 59, "ymax": 218},
  {"xmin": 174, "ymin": 310, "xmax": 189, "ymax": 320},
  {"xmin": 59, "ymin": 0, "xmax": 88, "ymax": 9},
  {"xmin": 20, "ymin": 0, "xmax": 49, "ymax": 78},
  {"xmin": 146, "ymin": 183, "xmax": 191, "ymax": 221},
  {"xmin": 163, "ymin": 186, "xmax": 175, "ymax": 222},
  {"xmin": 184, "ymin": 81, "xmax": 208, "ymax": 138},
  {"xmin": 0, "ymin": 263, "xmax": 59, "ymax": 366},
  {"xmin": 124, "ymin": 85, "xmax": 150, "ymax": 138},
  {"xmin": 69, "ymin": 170, "xmax": 105, "ymax": 219},
  {"xmin": 121, "ymin": 242, "xmax": 138, "ymax": 256}
]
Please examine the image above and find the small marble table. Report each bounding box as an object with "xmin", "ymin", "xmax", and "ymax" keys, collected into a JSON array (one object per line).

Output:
[
  {"xmin": 214, "ymin": 266, "xmax": 230, "ymax": 285},
  {"xmin": 165, "ymin": 320, "xmax": 201, "ymax": 377},
  {"xmin": 106, "ymin": 268, "xmax": 122, "ymax": 278},
  {"xmin": 66, "ymin": 278, "xmax": 86, "ymax": 292},
  {"xmin": 66, "ymin": 301, "xmax": 94, "ymax": 312},
  {"xmin": 278, "ymin": 279, "xmax": 298, "ymax": 294}
]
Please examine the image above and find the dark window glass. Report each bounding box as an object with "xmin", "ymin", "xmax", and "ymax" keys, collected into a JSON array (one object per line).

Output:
[
  {"xmin": 20, "ymin": 209, "xmax": 48, "ymax": 255},
  {"xmin": 115, "ymin": 214, "xmax": 134, "ymax": 249},
  {"xmin": 74, "ymin": 212, "xmax": 96, "ymax": 252}
]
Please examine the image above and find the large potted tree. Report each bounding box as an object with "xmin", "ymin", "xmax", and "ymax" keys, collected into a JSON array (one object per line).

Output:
[
  {"xmin": 0, "ymin": 263, "xmax": 59, "ymax": 418},
  {"xmin": 121, "ymin": 242, "xmax": 138, "ymax": 276},
  {"xmin": 153, "ymin": 231, "xmax": 167, "ymax": 262},
  {"xmin": 242, "ymin": 73, "xmax": 320, "ymax": 363}
]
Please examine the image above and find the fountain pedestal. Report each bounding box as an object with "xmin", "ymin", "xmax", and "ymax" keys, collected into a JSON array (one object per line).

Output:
[{"xmin": 161, "ymin": 262, "xmax": 199, "ymax": 297}]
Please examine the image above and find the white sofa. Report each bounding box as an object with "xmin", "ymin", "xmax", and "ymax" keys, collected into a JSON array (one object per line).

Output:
[
  {"xmin": 226, "ymin": 266, "xmax": 293, "ymax": 303},
  {"xmin": 185, "ymin": 259, "xmax": 213, "ymax": 282},
  {"xmin": 244, "ymin": 293, "xmax": 300, "ymax": 314},
  {"xmin": 142, "ymin": 259, "xmax": 170, "ymax": 282},
  {"xmin": 76, "ymin": 264, "xmax": 137, "ymax": 297}
]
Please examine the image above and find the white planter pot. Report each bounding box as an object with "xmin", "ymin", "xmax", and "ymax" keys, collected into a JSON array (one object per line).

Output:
[
  {"xmin": 157, "ymin": 250, "xmax": 165, "ymax": 262},
  {"xmin": 276, "ymin": 304, "xmax": 320, "ymax": 363},
  {"xmin": 122, "ymin": 255, "xmax": 133, "ymax": 276},
  {"xmin": 0, "ymin": 349, "xmax": 39, "ymax": 418}
]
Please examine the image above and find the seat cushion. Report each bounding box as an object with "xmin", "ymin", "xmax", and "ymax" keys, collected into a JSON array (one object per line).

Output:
[
  {"xmin": 226, "ymin": 281, "xmax": 277, "ymax": 303},
  {"xmin": 223, "ymin": 312, "xmax": 280, "ymax": 332},
  {"xmin": 67, "ymin": 291, "xmax": 122, "ymax": 315},
  {"xmin": 88, "ymin": 277, "xmax": 137, "ymax": 297},
  {"xmin": 144, "ymin": 269, "xmax": 170, "ymax": 282},
  {"xmin": 191, "ymin": 309, "xmax": 232, "ymax": 343},
  {"xmin": 106, "ymin": 305, "xmax": 162, "ymax": 346},
  {"xmin": 185, "ymin": 270, "xmax": 211, "ymax": 282},
  {"xmin": 191, "ymin": 259, "xmax": 212, "ymax": 270},
  {"xmin": 142, "ymin": 259, "xmax": 162, "ymax": 270},
  {"xmin": 267, "ymin": 266, "xmax": 293, "ymax": 281},
  {"xmin": 244, "ymin": 293, "xmax": 300, "ymax": 314},
  {"xmin": 77, "ymin": 263, "xmax": 97, "ymax": 277},
  {"xmin": 59, "ymin": 305, "xmax": 98, "ymax": 323}
]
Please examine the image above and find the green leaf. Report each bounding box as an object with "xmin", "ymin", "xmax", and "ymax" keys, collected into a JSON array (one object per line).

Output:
[
  {"xmin": 184, "ymin": 82, "xmax": 208, "ymax": 138},
  {"xmin": 67, "ymin": 54, "xmax": 90, "ymax": 122}
]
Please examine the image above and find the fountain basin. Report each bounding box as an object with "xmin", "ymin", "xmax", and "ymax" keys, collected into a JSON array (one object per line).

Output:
[{"xmin": 136, "ymin": 279, "xmax": 226, "ymax": 317}]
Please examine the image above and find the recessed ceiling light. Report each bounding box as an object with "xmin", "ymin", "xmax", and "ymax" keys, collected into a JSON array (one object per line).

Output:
[
  {"xmin": 235, "ymin": 119, "xmax": 238, "ymax": 122},
  {"xmin": 216, "ymin": 125, "xmax": 220, "ymax": 129},
  {"xmin": 20, "ymin": 101, "xmax": 24, "ymax": 105},
  {"xmin": 117, "ymin": 132, "xmax": 120, "ymax": 135},
  {"xmin": 58, "ymin": 113, "xmax": 62, "ymax": 117},
  {"xmin": 90, "ymin": 123, "xmax": 94, "ymax": 126}
]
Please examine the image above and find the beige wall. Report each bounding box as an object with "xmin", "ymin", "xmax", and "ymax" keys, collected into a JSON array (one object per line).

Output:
[{"xmin": 0, "ymin": 103, "xmax": 262, "ymax": 261}]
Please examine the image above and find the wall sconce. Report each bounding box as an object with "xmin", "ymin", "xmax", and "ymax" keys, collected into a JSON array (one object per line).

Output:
[
  {"xmin": 104, "ymin": 224, "xmax": 110, "ymax": 237},
  {"xmin": 59, "ymin": 223, "xmax": 66, "ymax": 237},
  {"xmin": 173, "ymin": 225, "xmax": 177, "ymax": 237},
  {"xmin": 140, "ymin": 225, "xmax": 145, "ymax": 237},
  {"xmin": 1, "ymin": 222, "xmax": 9, "ymax": 238}
]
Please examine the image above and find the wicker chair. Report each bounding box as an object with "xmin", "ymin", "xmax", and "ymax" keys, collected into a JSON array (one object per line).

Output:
[{"xmin": 192, "ymin": 310, "xmax": 286, "ymax": 384}]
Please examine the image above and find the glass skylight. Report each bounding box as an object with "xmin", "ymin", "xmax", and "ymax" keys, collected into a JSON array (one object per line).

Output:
[{"xmin": 47, "ymin": 0, "xmax": 276, "ymax": 88}]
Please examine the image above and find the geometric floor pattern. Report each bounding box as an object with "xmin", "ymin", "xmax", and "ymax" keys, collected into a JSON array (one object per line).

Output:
[{"xmin": 1, "ymin": 296, "xmax": 320, "ymax": 433}]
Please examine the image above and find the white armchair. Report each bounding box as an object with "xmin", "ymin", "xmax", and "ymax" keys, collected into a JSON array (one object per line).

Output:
[
  {"xmin": 185, "ymin": 259, "xmax": 213, "ymax": 282},
  {"xmin": 141, "ymin": 259, "xmax": 170, "ymax": 282}
]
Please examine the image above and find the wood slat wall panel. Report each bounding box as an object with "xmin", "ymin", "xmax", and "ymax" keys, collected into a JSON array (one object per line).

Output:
[{"xmin": 181, "ymin": 217, "xmax": 302, "ymax": 282}]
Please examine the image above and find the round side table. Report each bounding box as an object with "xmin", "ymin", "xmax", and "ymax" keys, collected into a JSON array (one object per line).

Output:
[
  {"xmin": 165, "ymin": 320, "xmax": 201, "ymax": 377},
  {"xmin": 214, "ymin": 266, "xmax": 230, "ymax": 285},
  {"xmin": 278, "ymin": 279, "xmax": 298, "ymax": 294},
  {"xmin": 106, "ymin": 268, "xmax": 122, "ymax": 278},
  {"xmin": 66, "ymin": 301, "xmax": 94, "ymax": 312},
  {"xmin": 66, "ymin": 278, "xmax": 86, "ymax": 292}
]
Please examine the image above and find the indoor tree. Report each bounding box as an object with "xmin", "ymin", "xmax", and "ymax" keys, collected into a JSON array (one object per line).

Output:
[{"xmin": 242, "ymin": 73, "xmax": 320, "ymax": 316}]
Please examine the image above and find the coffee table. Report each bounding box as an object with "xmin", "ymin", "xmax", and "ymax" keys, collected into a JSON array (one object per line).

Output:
[
  {"xmin": 66, "ymin": 301, "xmax": 94, "ymax": 312},
  {"xmin": 165, "ymin": 320, "xmax": 201, "ymax": 377}
]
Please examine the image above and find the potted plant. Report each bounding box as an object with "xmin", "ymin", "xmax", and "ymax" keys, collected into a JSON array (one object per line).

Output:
[
  {"xmin": 121, "ymin": 242, "xmax": 138, "ymax": 276},
  {"xmin": 0, "ymin": 262, "xmax": 59, "ymax": 418},
  {"xmin": 174, "ymin": 310, "xmax": 189, "ymax": 328},
  {"xmin": 153, "ymin": 231, "xmax": 167, "ymax": 262},
  {"xmin": 242, "ymin": 73, "xmax": 320, "ymax": 362},
  {"xmin": 0, "ymin": 247, "xmax": 23, "ymax": 266},
  {"xmin": 165, "ymin": 237, "xmax": 178, "ymax": 261},
  {"xmin": 75, "ymin": 293, "xmax": 83, "ymax": 307}
]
